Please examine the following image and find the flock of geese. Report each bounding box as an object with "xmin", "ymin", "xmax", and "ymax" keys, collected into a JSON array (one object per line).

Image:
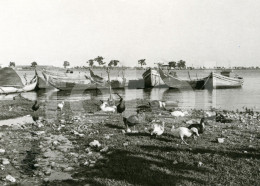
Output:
[
  {"xmin": 30, "ymin": 93, "xmax": 205, "ymax": 145},
  {"xmin": 98, "ymin": 93, "xmax": 205, "ymax": 145}
]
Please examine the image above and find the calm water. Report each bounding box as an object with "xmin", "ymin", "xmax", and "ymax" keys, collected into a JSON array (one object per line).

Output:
[{"xmin": 1, "ymin": 69, "xmax": 260, "ymax": 111}]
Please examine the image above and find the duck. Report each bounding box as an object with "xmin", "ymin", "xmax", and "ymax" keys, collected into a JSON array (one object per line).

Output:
[
  {"xmin": 149, "ymin": 120, "xmax": 165, "ymax": 137},
  {"xmin": 171, "ymin": 125, "xmax": 199, "ymax": 145},
  {"xmin": 188, "ymin": 117, "xmax": 205, "ymax": 134},
  {"xmin": 123, "ymin": 111, "xmax": 146, "ymax": 132},
  {"xmin": 100, "ymin": 101, "xmax": 117, "ymax": 113},
  {"xmin": 115, "ymin": 93, "xmax": 125, "ymax": 115},
  {"xmin": 32, "ymin": 100, "xmax": 40, "ymax": 112},
  {"xmin": 57, "ymin": 101, "xmax": 65, "ymax": 111}
]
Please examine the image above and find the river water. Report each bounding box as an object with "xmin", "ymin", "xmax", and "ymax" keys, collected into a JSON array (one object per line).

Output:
[{"xmin": 1, "ymin": 69, "xmax": 260, "ymax": 111}]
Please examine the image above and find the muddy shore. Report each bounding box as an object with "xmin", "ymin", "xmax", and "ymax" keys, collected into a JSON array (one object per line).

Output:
[{"xmin": 0, "ymin": 98, "xmax": 259, "ymax": 185}]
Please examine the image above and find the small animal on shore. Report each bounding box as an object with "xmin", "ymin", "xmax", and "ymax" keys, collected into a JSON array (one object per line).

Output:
[
  {"xmin": 100, "ymin": 101, "xmax": 117, "ymax": 113},
  {"xmin": 123, "ymin": 111, "xmax": 146, "ymax": 132},
  {"xmin": 57, "ymin": 101, "xmax": 65, "ymax": 111},
  {"xmin": 115, "ymin": 93, "xmax": 125, "ymax": 116},
  {"xmin": 32, "ymin": 100, "xmax": 40, "ymax": 112},
  {"xmin": 188, "ymin": 117, "xmax": 205, "ymax": 134},
  {"xmin": 149, "ymin": 120, "xmax": 165, "ymax": 137},
  {"xmin": 171, "ymin": 126, "xmax": 199, "ymax": 145}
]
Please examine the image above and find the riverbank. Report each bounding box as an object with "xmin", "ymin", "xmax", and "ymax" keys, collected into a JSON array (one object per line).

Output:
[{"xmin": 0, "ymin": 99, "xmax": 259, "ymax": 185}]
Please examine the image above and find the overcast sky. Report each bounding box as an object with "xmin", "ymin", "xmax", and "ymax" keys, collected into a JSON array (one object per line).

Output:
[{"xmin": 0, "ymin": 0, "xmax": 259, "ymax": 67}]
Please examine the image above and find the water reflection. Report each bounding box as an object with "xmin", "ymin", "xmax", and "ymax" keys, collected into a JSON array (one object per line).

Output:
[{"xmin": 1, "ymin": 85, "xmax": 259, "ymax": 111}]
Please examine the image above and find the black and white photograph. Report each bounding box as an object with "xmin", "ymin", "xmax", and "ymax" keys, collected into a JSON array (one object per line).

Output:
[{"xmin": 0, "ymin": 0, "xmax": 259, "ymax": 185}]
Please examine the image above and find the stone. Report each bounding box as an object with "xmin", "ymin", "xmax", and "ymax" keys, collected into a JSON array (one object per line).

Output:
[
  {"xmin": 64, "ymin": 167, "xmax": 74, "ymax": 172},
  {"xmin": 6, "ymin": 175, "xmax": 16, "ymax": 182},
  {"xmin": 89, "ymin": 140, "xmax": 101, "ymax": 148},
  {"xmin": 0, "ymin": 149, "xmax": 5, "ymax": 154},
  {"xmin": 2, "ymin": 158, "xmax": 10, "ymax": 165},
  {"xmin": 100, "ymin": 146, "xmax": 109, "ymax": 153}
]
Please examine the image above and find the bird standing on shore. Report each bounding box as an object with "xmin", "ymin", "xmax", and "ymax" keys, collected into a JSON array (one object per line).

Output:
[
  {"xmin": 32, "ymin": 100, "xmax": 40, "ymax": 112},
  {"xmin": 116, "ymin": 93, "xmax": 125, "ymax": 118},
  {"xmin": 149, "ymin": 121, "xmax": 165, "ymax": 137},
  {"xmin": 57, "ymin": 101, "xmax": 65, "ymax": 111},
  {"xmin": 123, "ymin": 111, "xmax": 146, "ymax": 132},
  {"xmin": 171, "ymin": 126, "xmax": 199, "ymax": 145},
  {"xmin": 188, "ymin": 117, "xmax": 205, "ymax": 134}
]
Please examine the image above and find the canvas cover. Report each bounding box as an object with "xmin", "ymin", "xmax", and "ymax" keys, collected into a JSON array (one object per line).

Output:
[{"xmin": 0, "ymin": 67, "xmax": 24, "ymax": 87}]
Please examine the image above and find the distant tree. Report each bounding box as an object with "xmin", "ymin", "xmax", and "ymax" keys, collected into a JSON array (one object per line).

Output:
[
  {"xmin": 9, "ymin": 62, "xmax": 15, "ymax": 67},
  {"xmin": 87, "ymin": 59, "xmax": 95, "ymax": 67},
  {"xmin": 63, "ymin": 61, "xmax": 70, "ymax": 68},
  {"xmin": 94, "ymin": 56, "xmax": 106, "ymax": 66},
  {"xmin": 108, "ymin": 60, "xmax": 119, "ymax": 67},
  {"xmin": 31, "ymin": 61, "xmax": 37, "ymax": 68},
  {"xmin": 138, "ymin": 59, "xmax": 146, "ymax": 67},
  {"xmin": 177, "ymin": 60, "xmax": 186, "ymax": 69},
  {"xmin": 168, "ymin": 61, "xmax": 177, "ymax": 69}
]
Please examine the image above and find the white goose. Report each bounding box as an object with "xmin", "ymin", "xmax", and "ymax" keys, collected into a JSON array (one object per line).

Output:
[{"xmin": 150, "ymin": 121, "xmax": 165, "ymax": 137}]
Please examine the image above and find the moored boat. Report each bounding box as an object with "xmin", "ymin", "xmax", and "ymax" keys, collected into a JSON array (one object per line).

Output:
[
  {"xmin": 46, "ymin": 69, "xmax": 126, "ymax": 91},
  {"xmin": 0, "ymin": 67, "xmax": 37, "ymax": 94},
  {"xmin": 142, "ymin": 68, "xmax": 165, "ymax": 88},
  {"xmin": 158, "ymin": 68, "xmax": 211, "ymax": 89},
  {"xmin": 206, "ymin": 70, "xmax": 244, "ymax": 89}
]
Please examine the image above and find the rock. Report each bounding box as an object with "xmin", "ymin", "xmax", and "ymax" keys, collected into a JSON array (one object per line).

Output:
[
  {"xmin": 198, "ymin": 161, "xmax": 203, "ymax": 167},
  {"xmin": 64, "ymin": 167, "xmax": 74, "ymax": 172},
  {"xmin": 100, "ymin": 146, "xmax": 109, "ymax": 153},
  {"xmin": 6, "ymin": 175, "xmax": 16, "ymax": 182},
  {"xmin": 217, "ymin": 138, "xmax": 225, "ymax": 143},
  {"xmin": 171, "ymin": 111, "xmax": 185, "ymax": 117},
  {"xmin": 89, "ymin": 140, "xmax": 101, "ymax": 148},
  {"xmin": 52, "ymin": 141, "xmax": 59, "ymax": 146},
  {"xmin": 43, "ymin": 178, "xmax": 49, "ymax": 182},
  {"xmin": 2, "ymin": 158, "xmax": 10, "ymax": 165},
  {"xmin": 85, "ymin": 148, "xmax": 91, "ymax": 153},
  {"xmin": 84, "ymin": 161, "xmax": 89, "ymax": 166},
  {"xmin": 123, "ymin": 142, "xmax": 129, "ymax": 146},
  {"xmin": 0, "ymin": 149, "xmax": 5, "ymax": 154},
  {"xmin": 173, "ymin": 160, "xmax": 178, "ymax": 165}
]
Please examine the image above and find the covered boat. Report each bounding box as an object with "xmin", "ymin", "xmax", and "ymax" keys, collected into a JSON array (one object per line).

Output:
[
  {"xmin": 142, "ymin": 68, "xmax": 165, "ymax": 88},
  {"xmin": 158, "ymin": 68, "xmax": 211, "ymax": 89},
  {"xmin": 0, "ymin": 67, "xmax": 37, "ymax": 94},
  {"xmin": 206, "ymin": 70, "xmax": 244, "ymax": 89}
]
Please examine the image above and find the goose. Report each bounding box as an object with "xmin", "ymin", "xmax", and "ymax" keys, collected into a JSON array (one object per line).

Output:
[
  {"xmin": 57, "ymin": 101, "xmax": 65, "ymax": 111},
  {"xmin": 100, "ymin": 101, "xmax": 117, "ymax": 113},
  {"xmin": 171, "ymin": 126, "xmax": 199, "ymax": 145},
  {"xmin": 32, "ymin": 100, "xmax": 40, "ymax": 112},
  {"xmin": 123, "ymin": 111, "xmax": 146, "ymax": 132},
  {"xmin": 149, "ymin": 121, "xmax": 165, "ymax": 137},
  {"xmin": 115, "ymin": 93, "xmax": 125, "ymax": 116},
  {"xmin": 188, "ymin": 117, "xmax": 205, "ymax": 134}
]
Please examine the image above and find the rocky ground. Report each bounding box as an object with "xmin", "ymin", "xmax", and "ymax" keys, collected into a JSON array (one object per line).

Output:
[{"xmin": 0, "ymin": 98, "xmax": 259, "ymax": 185}]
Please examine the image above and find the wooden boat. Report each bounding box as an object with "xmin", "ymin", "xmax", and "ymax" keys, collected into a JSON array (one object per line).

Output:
[
  {"xmin": 206, "ymin": 70, "xmax": 244, "ymax": 89},
  {"xmin": 0, "ymin": 72, "xmax": 37, "ymax": 94},
  {"xmin": 158, "ymin": 68, "xmax": 210, "ymax": 89},
  {"xmin": 142, "ymin": 68, "xmax": 165, "ymax": 88},
  {"xmin": 47, "ymin": 73, "xmax": 126, "ymax": 91},
  {"xmin": 87, "ymin": 69, "xmax": 126, "ymax": 89}
]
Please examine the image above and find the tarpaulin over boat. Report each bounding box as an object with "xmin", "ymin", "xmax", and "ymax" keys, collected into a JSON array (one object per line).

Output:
[{"xmin": 0, "ymin": 67, "xmax": 24, "ymax": 87}]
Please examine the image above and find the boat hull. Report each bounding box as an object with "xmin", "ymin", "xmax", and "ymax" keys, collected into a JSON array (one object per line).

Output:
[
  {"xmin": 207, "ymin": 72, "xmax": 243, "ymax": 89},
  {"xmin": 48, "ymin": 76, "xmax": 126, "ymax": 91},
  {"xmin": 0, "ymin": 76, "xmax": 37, "ymax": 94},
  {"xmin": 158, "ymin": 68, "xmax": 209, "ymax": 89},
  {"xmin": 142, "ymin": 68, "xmax": 164, "ymax": 88}
]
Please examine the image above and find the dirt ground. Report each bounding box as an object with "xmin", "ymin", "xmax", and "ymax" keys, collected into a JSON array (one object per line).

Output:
[{"xmin": 0, "ymin": 98, "xmax": 259, "ymax": 185}]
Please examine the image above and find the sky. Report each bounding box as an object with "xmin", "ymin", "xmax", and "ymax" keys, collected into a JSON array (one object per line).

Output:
[{"xmin": 0, "ymin": 0, "xmax": 260, "ymax": 68}]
